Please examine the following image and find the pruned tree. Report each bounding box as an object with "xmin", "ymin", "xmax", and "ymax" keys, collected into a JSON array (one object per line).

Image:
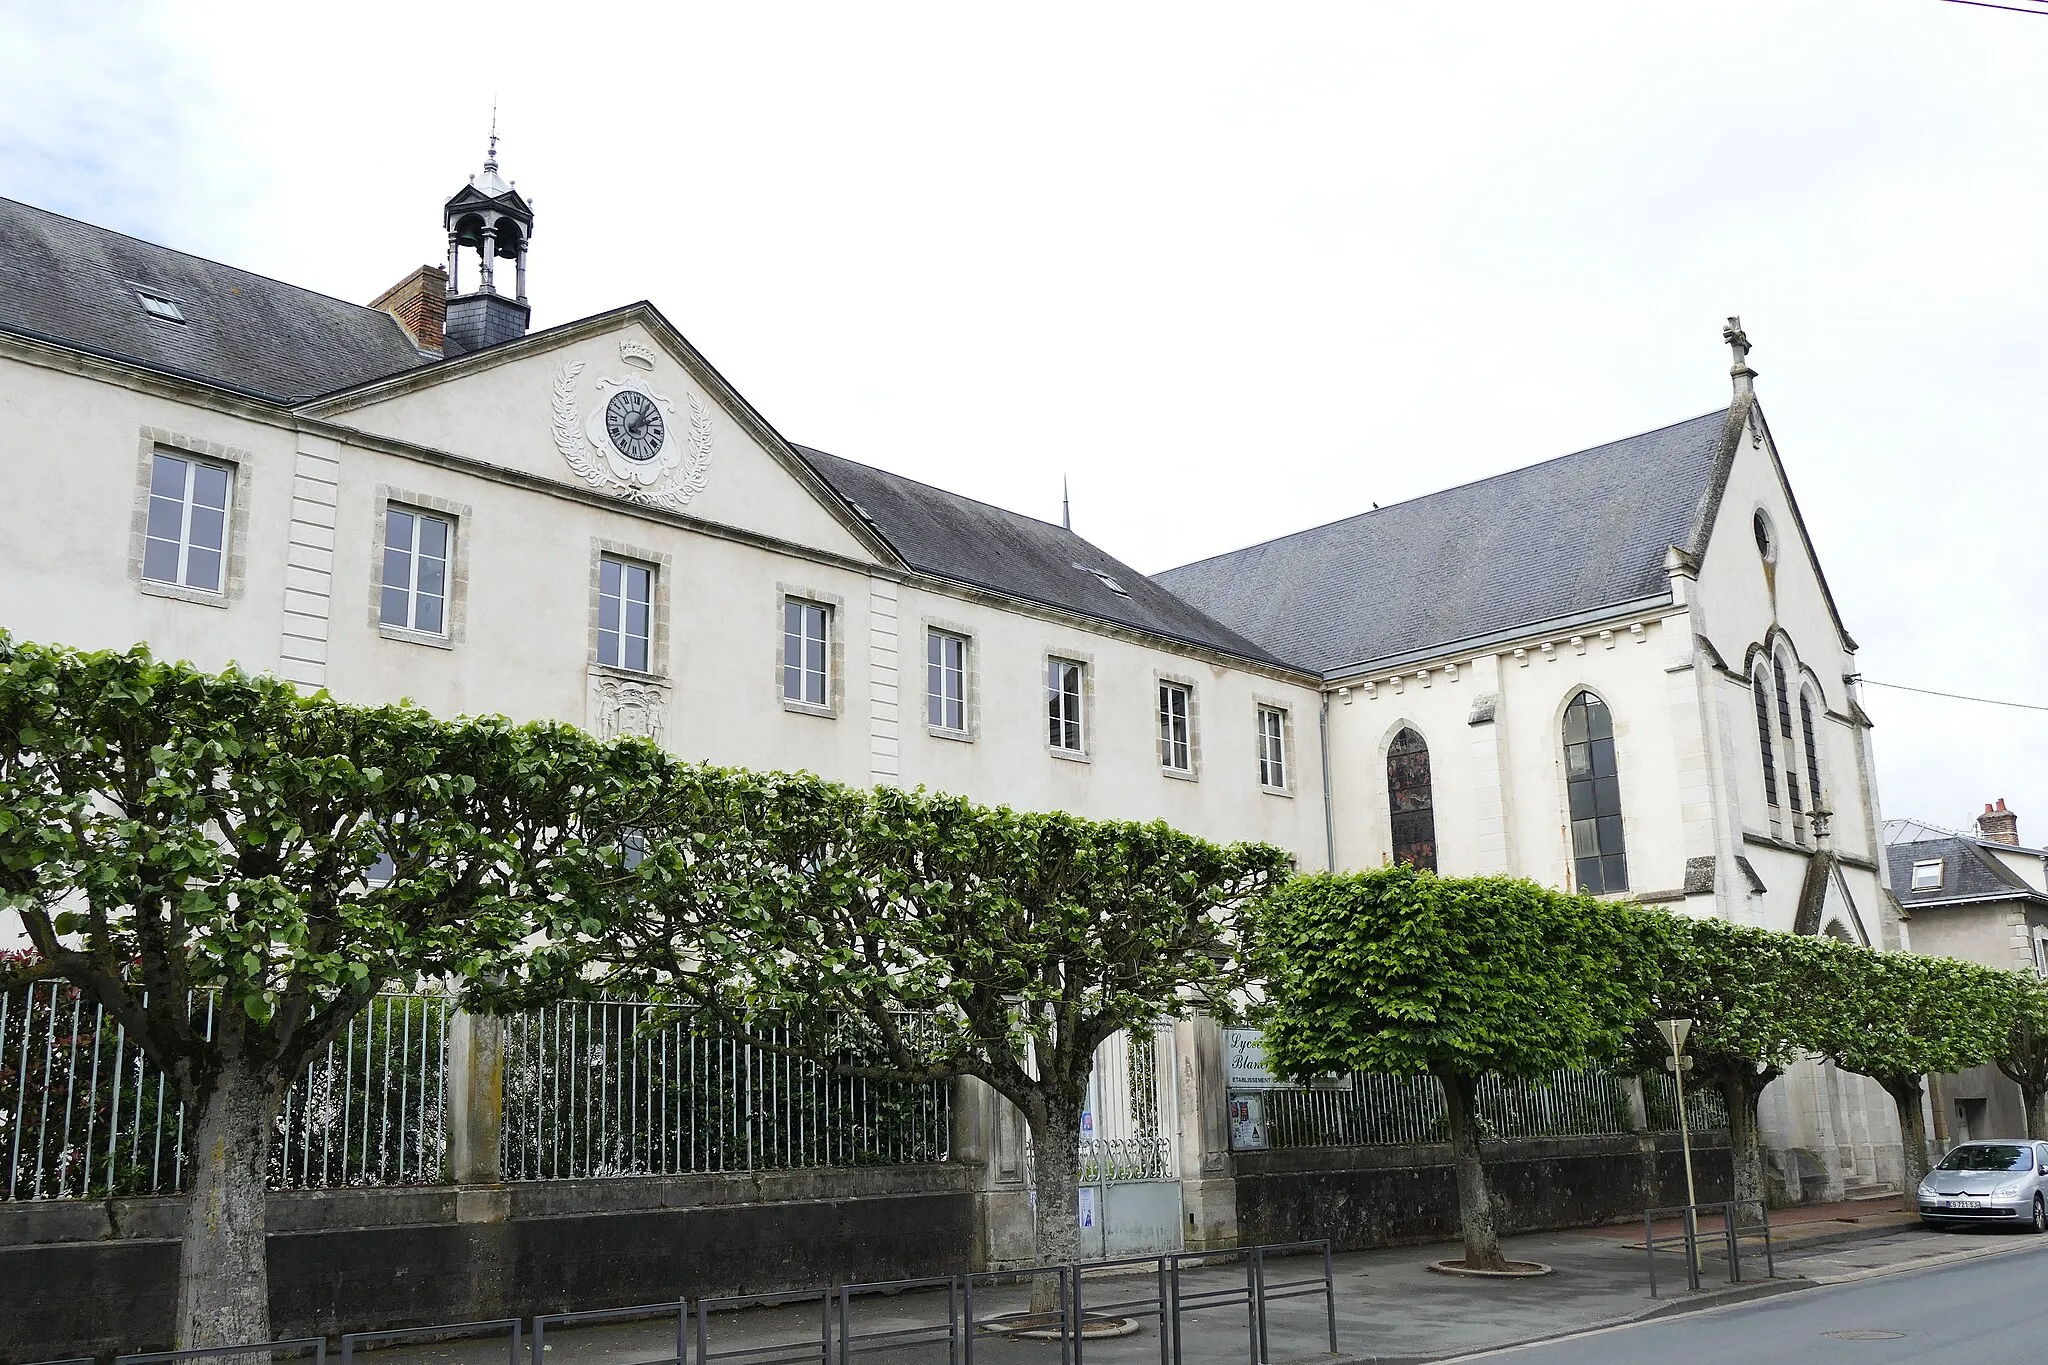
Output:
[
  {"xmin": 1634, "ymin": 914, "xmax": 1835, "ymax": 1213},
  {"xmin": 536, "ymin": 779, "xmax": 1290, "ymax": 1305},
  {"xmin": 1247, "ymin": 865, "xmax": 1653, "ymax": 1271},
  {"xmin": 1993, "ymin": 970, "xmax": 2048, "ymax": 1141},
  {"xmin": 0, "ymin": 635, "xmax": 640, "ymax": 1348},
  {"xmin": 1810, "ymin": 944, "xmax": 2008, "ymax": 1210}
]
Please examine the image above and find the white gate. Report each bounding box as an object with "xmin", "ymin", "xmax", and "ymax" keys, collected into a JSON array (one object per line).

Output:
[{"xmin": 1077, "ymin": 1025, "xmax": 1181, "ymax": 1257}]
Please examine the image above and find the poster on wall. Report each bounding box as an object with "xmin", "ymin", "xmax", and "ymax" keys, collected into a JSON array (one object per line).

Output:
[
  {"xmin": 1079, "ymin": 1186, "xmax": 1097, "ymax": 1229},
  {"xmin": 1229, "ymin": 1095, "xmax": 1268, "ymax": 1150}
]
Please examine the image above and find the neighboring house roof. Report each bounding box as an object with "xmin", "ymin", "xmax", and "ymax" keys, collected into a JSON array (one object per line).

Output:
[
  {"xmin": 0, "ymin": 196, "xmax": 429, "ymax": 403},
  {"xmin": 795, "ymin": 445, "xmax": 1289, "ymax": 668},
  {"xmin": 1154, "ymin": 409, "xmax": 1733, "ymax": 677},
  {"xmin": 1885, "ymin": 833, "xmax": 2048, "ymax": 911}
]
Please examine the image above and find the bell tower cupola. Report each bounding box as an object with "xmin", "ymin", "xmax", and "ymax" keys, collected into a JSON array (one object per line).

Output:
[{"xmin": 441, "ymin": 123, "xmax": 535, "ymax": 356}]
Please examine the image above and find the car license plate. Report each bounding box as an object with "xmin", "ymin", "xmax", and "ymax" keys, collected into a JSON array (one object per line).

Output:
[{"xmin": 1943, "ymin": 1199, "xmax": 1985, "ymax": 1209}]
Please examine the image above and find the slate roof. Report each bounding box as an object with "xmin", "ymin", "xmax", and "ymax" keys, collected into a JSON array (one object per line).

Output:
[
  {"xmin": 0, "ymin": 196, "xmax": 429, "ymax": 403},
  {"xmin": 1154, "ymin": 409, "xmax": 1735, "ymax": 677},
  {"xmin": 1885, "ymin": 833, "xmax": 2048, "ymax": 911},
  {"xmin": 793, "ymin": 446, "xmax": 1288, "ymax": 667}
]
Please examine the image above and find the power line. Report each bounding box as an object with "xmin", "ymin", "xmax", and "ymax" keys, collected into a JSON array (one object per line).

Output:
[
  {"xmin": 1937, "ymin": 0, "xmax": 2048, "ymax": 14},
  {"xmin": 1861, "ymin": 678, "xmax": 2048, "ymax": 713}
]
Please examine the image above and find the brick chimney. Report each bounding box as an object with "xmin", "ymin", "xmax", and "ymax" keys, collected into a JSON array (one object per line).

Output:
[
  {"xmin": 370, "ymin": 265, "xmax": 448, "ymax": 356},
  {"xmin": 1978, "ymin": 798, "xmax": 2019, "ymax": 845}
]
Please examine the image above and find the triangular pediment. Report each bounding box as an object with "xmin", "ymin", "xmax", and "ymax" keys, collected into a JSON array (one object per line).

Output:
[{"xmin": 301, "ymin": 304, "xmax": 896, "ymax": 567}]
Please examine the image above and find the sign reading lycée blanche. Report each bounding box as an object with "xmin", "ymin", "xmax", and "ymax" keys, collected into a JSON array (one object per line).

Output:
[{"xmin": 1225, "ymin": 1027, "xmax": 1353, "ymax": 1091}]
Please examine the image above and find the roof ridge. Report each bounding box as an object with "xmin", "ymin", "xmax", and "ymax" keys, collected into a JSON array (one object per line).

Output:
[
  {"xmin": 1161, "ymin": 406, "xmax": 1732, "ymax": 577},
  {"xmin": 0, "ymin": 195, "xmax": 398, "ymax": 320}
]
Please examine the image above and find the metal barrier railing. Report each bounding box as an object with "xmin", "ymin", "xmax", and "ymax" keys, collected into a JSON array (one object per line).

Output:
[
  {"xmin": 24, "ymin": 1239, "xmax": 1338, "ymax": 1365},
  {"xmin": 115, "ymin": 1339, "xmax": 327, "ymax": 1365},
  {"xmin": 340, "ymin": 1319, "xmax": 521, "ymax": 1365},
  {"xmin": 534, "ymin": 1300, "xmax": 689, "ymax": 1365},
  {"xmin": 1643, "ymin": 1199, "xmax": 1774, "ymax": 1297}
]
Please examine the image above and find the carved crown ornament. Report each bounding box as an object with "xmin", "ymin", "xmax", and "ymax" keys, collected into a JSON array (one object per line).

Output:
[{"xmin": 552, "ymin": 350, "xmax": 713, "ymax": 511}]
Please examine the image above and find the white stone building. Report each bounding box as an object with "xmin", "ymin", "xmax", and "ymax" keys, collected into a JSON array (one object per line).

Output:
[{"xmin": 0, "ymin": 148, "xmax": 1903, "ymax": 1206}]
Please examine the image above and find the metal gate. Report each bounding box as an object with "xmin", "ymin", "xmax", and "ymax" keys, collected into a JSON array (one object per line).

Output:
[{"xmin": 1076, "ymin": 1025, "xmax": 1181, "ymax": 1257}]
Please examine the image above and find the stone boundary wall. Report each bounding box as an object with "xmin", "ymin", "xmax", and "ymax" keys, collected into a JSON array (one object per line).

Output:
[
  {"xmin": 1234, "ymin": 1132, "xmax": 1734, "ymax": 1249},
  {"xmin": 0, "ymin": 1165, "xmax": 980, "ymax": 1364}
]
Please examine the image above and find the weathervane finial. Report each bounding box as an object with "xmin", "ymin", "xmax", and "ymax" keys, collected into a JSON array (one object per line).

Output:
[{"xmin": 485, "ymin": 100, "xmax": 500, "ymax": 172}]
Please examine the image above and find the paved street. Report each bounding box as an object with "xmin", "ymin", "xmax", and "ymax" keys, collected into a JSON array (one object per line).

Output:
[{"xmin": 1451, "ymin": 1238, "xmax": 2048, "ymax": 1364}]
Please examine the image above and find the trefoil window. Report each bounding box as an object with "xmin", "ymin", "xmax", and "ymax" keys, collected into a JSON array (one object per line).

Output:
[
  {"xmin": 380, "ymin": 507, "xmax": 450, "ymax": 635},
  {"xmin": 142, "ymin": 452, "xmax": 231, "ymax": 593},
  {"xmin": 1564, "ymin": 690, "xmax": 1629, "ymax": 893},
  {"xmin": 1158, "ymin": 683, "xmax": 1192, "ymax": 773},
  {"xmin": 783, "ymin": 600, "xmax": 830, "ymax": 705},
  {"xmin": 598, "ymin": 556, "xmax": 654, "ymax": 672},
  {"xmin": 927, "ymin": 630, "xmax": 967, "ymax": 732}
]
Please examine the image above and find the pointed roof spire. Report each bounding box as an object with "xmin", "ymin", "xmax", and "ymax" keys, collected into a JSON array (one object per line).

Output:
[
  {"xmin": 1723, "ymin": 315, "xmax": 1757, "ymax": 398},
  {"xmin": 1062, "ymin": 475, "xmax": 1072, "ymax": 531},
  {"xmin": 485, "ymin": 99, "xmax": 500, "ymax": 173}
]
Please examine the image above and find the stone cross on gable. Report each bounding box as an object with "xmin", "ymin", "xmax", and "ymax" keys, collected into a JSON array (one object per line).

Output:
[{"xmin": 1723, "ymin": 316, "xmax": 1757, "ymax": 398}]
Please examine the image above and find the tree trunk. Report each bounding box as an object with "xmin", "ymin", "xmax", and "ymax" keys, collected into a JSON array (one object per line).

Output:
[
  {"xmin": 1436, "ymin": 1068, "xmax": 1505, "ymax": 1270},
  {"xmin": 1879, "ymin": 1075, "xmax": 1930, "ymax": 1214},
  {"xmin": 1026, "ymin": 1094, "xmax": 1086, "ymax": 1315},
  {"xmin": 2025, "ymin": 1086, "xmax": 2048, "ymax": 1142},
  {"xmin": 1717, "ymin": 1069, "xmax": 1768, "ymax": 1221},
  {"xmin": 176, "ymin": 1055, "xmax": 282, "ymax": 1348}
]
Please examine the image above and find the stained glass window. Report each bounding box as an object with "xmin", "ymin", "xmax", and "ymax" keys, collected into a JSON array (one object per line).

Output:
[
  {"xmin": 1564, "ymin": 691, "xmax": 1628, "ymax": 893},
  {"xmin": 1386, "ymin": 727, "xmax": 1437, "ymax": 873}
]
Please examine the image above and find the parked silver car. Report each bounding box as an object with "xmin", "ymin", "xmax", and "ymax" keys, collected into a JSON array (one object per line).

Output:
[{"xmin": 1918, "ymin": 1140, "xmax": 2048, "ymax": 1231}]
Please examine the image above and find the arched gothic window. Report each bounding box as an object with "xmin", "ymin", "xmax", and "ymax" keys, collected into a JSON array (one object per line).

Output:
[
  {"xmin": 1800, "ymin": 688, "xmax": 1823, "ymax": 813},
  {"xmin": 1564, "ymin": 691, "xmax": 1628, "ymax": 893},
  {"xmin": 1776, "ymin": 651, "xmax": 1801, "ymax": 813},
  {"xmin": 1386, "ymin": 727, "xmax": 1438, "ymax": 873},
  {"xmin": 1753, "ymin": 664, "xmax": 1779, "ymax": 808}
]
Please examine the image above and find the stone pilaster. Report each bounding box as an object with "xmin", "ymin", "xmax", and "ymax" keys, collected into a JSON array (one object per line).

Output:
[{"xmin": 1173, "ymin": 1017, "xmax": 1238, "ymax": 1249}]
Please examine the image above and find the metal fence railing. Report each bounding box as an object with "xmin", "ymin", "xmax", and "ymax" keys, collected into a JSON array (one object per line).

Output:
[
  {"xmin": 1643, "ymin": 1071, "xmax": 1731, "ymax": 1132},
  {"xmin": 498, "ymin": 1002, "xmax": 951, "ymax": 1180},
  {"xmin": 1, "ymin": 981, "xmax": 449, "ymax": 1200},
  {"xmin": 1258, "ymin": 1067, "xmax": 1726, "ymax": 1149}
]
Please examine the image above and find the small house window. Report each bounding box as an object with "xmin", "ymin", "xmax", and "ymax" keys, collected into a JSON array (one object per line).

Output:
[
  {"xmin": 782, "ymin": 599, "xmax": 830, "ymax": 705},
  {"xmin": 1158, "ymin": 682, "xmax": 1193, "ymax": 773},
  {"xmin": 380, "ymin": 507, "xmax": 451, "ymax": 635},
  {"xmin": 135, "ymin": 289, "xmax": 185, "ymax": 323},
  {"xmin": 599, "ymin": 556, "xmax": 655, "ymax": 672},
  {"xmin": 927, "ymin": 630, "xmax": 967, "ymax": 732},
  {"xmin": 1910, "ymin": 859, "xmax": 1943, "ymax": 892},
  {"xmin": 1257, "ymin": 707, "xmax": 1288, "ymax": 790},
  {"xmin": 1047, "ymin": 658, "xmax": 1086, "ymax": 754},
  {"xmin": 142, "ymin": 451, "xmax": 231, "ymax": 593}
]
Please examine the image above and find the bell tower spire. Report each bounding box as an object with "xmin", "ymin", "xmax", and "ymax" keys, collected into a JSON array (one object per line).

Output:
[{"xmin": 441, "ymin": 117, "xmax": 535, "ymax": 356}]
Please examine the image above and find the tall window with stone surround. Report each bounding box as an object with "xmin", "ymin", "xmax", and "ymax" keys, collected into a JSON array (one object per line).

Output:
[
  {"xmin": 1386, "ymin": 727, "xmax": 1437, "ymax": 873},
  {"xmin": 1800, "ymin": 689, "xmax": 1824, "ymax": 815},
  {"xmin": 1564, "ymin": 691, "xmax": 1628, "ymax": 894},
  {"xmin": 1753, "ymin": 663, "xmax": 1779, "ymax": 809}
]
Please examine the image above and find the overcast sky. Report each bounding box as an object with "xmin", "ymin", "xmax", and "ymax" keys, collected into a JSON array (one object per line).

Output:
[{"xmin": 3, "ymin": 0, "xmax": 2043, "ymax": 840}]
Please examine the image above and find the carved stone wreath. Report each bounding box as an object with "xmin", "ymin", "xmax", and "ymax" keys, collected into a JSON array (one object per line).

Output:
[{"xmin": 553, "ymin": 359, "xmax": 713, "ymax": 510}]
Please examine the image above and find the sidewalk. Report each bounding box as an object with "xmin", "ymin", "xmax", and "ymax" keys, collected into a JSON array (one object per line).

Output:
[
  {"xmin": 1565, "ymin": 1193, "xmax": 1920, "ymax": 1253},
  {"xmin": 350, "ymin": 1220, "xmax": 2045, "ymax": 1365}
]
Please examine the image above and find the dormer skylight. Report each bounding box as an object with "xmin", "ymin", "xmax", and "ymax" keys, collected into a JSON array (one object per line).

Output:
[
  {"xmin": 1910, "ymin": 858, "xmax": 1943, "ymax": 892},
  {"xmin": 134, "ymin": 288, "xmax": 185, "ymax": 324},
  {"xmin": 1073, "ymin": 562, "xmax": 1127, "ymax": 596}
]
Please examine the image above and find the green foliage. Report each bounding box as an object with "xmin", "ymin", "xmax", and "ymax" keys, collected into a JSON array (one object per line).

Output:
[
  {"xmin": 1995, "ymin": 972, "xmax": 2048, "ymax": 1097},
  {"xmin": 0, "ymin": 633, "xmax": 627, "ymax": 1106},
  {"xmin": 1809, "ymin": 943, "xmax": 2008, "ymax": 1086},
  {"xmin": 1245, "ymin": 865, "xmax": 1655, "ymax": 1085},
  {"xmin": 1632, "ymin": 912, "xmax": 1835, "ymax": 1079}
]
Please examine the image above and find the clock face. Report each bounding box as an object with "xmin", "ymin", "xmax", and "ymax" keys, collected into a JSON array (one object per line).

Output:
[{"xmin": 604, "ymin": 389, "xmax": 667, "ymax": 463}]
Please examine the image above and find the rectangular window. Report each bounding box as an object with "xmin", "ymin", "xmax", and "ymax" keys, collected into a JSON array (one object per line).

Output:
[
  {"xmin": 783, "ymin": 599, "xmax": 830, "ymax": 706},
  {"xmin": 1048, "ymin": 658, "xmax": 1085, "ymax": 753},
  {"xmin": 927, "ymin": 630, "xmax": 967, "ymax": 732},
  {"xmin": 1258, "ymin": 706, "xmax": 1288, "ymax": 789},
  {"xmin": 598, "ymin": 555, "xmax": 654, "ymax": 672},
  {"xmin": 1911, "ymin": 859, "xmax": 1943, "ymax": 892},
  {"xmin": 379, "ymin": 507, "xmax": 451, "ymax": 635},
  {"xmin": 142, "ymin": 452, "xmax": 231, "ymax": 592},
  {"xmin": 1158, "ymin": 682, "xmax": 1192, "ymax": 772}
]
